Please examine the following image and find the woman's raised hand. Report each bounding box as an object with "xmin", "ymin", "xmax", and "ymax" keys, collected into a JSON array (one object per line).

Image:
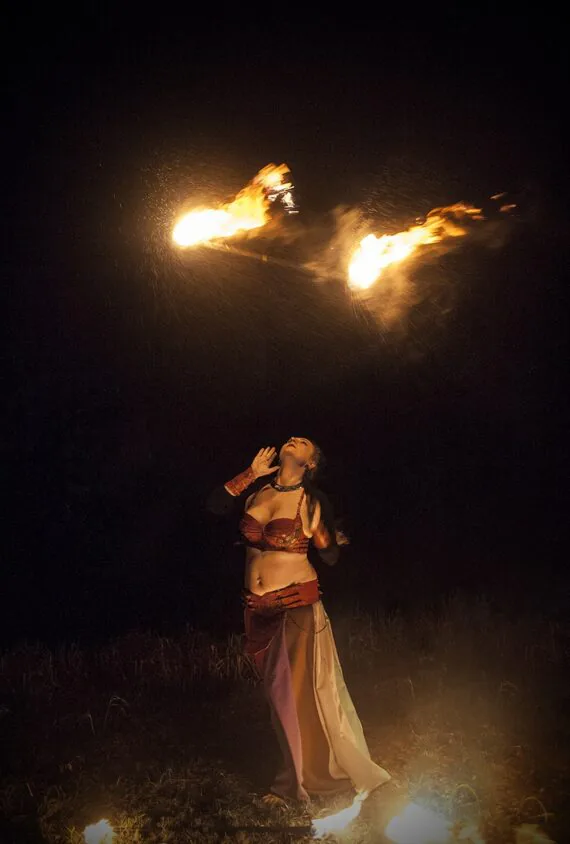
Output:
[{"xmin": 251, "ymin": 447, "xmax": 279, "ymax": 478}]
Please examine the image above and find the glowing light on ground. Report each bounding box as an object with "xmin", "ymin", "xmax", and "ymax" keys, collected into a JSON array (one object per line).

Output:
[
  {"xmin": 312, "ymin": 790, "xmax": 368, "ymax": 838},
  {"xmin": 384, "ymin": 802, "xmax": 452, "ymax": 843},
  {"xmin": 84, "ymin": 819, "xmax": 114, "ymax": 844}
]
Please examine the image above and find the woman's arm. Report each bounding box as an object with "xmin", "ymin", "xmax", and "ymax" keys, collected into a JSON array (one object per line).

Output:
[
  {"xmin": 206, "ymin": 467, "xmax": 256, "ymax": 516},
  {"xmin": 310, "ymin": 496, "xmax": 341, "ymax": 567},
  {"xmin": 315, "ymin": 534, "xmax": 340, "ymax": 567},
  {"xmin": 206, "ymin": 447, "xmax": 279, "ymax": 516}
]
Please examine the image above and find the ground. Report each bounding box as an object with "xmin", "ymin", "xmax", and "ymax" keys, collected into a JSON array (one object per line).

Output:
[{"xmin": 1, "ymin": 595, "xmax": 568, "ymax": 843}]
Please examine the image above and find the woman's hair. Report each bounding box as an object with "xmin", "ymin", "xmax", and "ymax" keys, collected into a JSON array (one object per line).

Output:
[
  {"xmin": 304, "ymin": 440, "xmax": 325, "ymax": 483},
  {"xmin": 302, "ymin": 440, "xmax": 336, "ymax": 538}
]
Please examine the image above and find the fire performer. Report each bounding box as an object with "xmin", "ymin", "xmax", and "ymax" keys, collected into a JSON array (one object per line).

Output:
[{"xmin": 207, "ymin": 439, "xmax": 391, "ymax": 804}]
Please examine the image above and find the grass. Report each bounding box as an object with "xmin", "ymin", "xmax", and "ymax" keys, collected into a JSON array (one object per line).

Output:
[{"xmin": 0, "ymin": 592, "xmax": 568, "ymax": 843}]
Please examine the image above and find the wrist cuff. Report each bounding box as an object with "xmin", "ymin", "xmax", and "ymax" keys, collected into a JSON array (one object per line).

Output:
[{"xmin": 224, "ymin": 466, "xmax": 255, "ymax": 497}]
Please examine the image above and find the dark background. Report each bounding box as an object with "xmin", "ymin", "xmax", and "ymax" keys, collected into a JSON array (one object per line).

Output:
[{"xmin": 4, "ymin": 15, "xmax": 569, "ymax": 646}]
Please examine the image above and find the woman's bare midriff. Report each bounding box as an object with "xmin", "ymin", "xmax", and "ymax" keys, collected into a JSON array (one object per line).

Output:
[{"xmin": 245, "ymin": 547, "xmax": 318, "ymax": 595}]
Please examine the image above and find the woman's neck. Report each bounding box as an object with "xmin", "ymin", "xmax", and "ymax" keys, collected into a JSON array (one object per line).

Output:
[{"xmin": 275, "ymin": 462, "xmax": 304, "ymax": 488}]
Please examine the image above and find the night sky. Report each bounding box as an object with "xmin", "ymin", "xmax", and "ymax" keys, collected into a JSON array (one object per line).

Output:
[{"xmin": 4, "ymin": 15, "xmax": 568, "ymax": 646}]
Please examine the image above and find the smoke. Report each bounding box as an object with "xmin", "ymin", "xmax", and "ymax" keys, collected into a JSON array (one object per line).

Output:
[{"xmin": 304, "ymin": 205, "xmax": 369, "ymax": 283}]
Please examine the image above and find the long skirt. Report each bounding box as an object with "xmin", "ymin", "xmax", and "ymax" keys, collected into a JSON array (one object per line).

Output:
[{"xmin": 243, "ymin": 579, "xmax": 391, "ymax": 802}]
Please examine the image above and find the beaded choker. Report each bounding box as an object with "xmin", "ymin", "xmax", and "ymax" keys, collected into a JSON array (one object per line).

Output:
[{"xmin": 271, "ymin": 479, "xmax": 304, "ymax": 492}]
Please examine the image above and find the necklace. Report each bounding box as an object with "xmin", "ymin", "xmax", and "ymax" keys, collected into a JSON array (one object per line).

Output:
[{"xmin": 271, "ymin": 478, "xmax": 304, "ymax": 492}]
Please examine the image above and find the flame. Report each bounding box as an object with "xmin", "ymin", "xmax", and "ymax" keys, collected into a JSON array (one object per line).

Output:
[
  {"xmin": 259, "ymin": 164, "xmax": 290, "ymax": 189},
  {"xmin": 172, "ymin": 163, "xmax": 291, "ymax": 247},
  {"xmin": 312, "ymin": 790, "xmax": 368, "ymax": 838},
  {"xmin": 84, "ymin": 819, "xmax": 114, "ymax": 844},
  {"xmin": 384, "ymin": 802, "xmax": 452, "ymax": 844},
  {"xmin": 348, "ymin": 203, "xmax": 483, "ymax": 290}
]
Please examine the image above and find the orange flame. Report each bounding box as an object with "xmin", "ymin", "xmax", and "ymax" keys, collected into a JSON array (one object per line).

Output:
[
  {"xmin": 348, "ymin": 203, "xmax": 483, "ymax": 290},
  {"xmin": 172, "ymin": 163, "xmax": 291, "ymax": 247}
]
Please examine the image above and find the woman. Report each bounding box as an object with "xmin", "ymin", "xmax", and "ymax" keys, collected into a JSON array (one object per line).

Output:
[{"xmin": 207, "ymin": 437, "xmax": 391, "ymax": 804}]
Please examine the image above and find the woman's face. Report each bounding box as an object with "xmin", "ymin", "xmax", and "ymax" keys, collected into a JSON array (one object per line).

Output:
[{"xmin": 280, "ymin": 436, "xmax": 316, "ymax": 470}]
